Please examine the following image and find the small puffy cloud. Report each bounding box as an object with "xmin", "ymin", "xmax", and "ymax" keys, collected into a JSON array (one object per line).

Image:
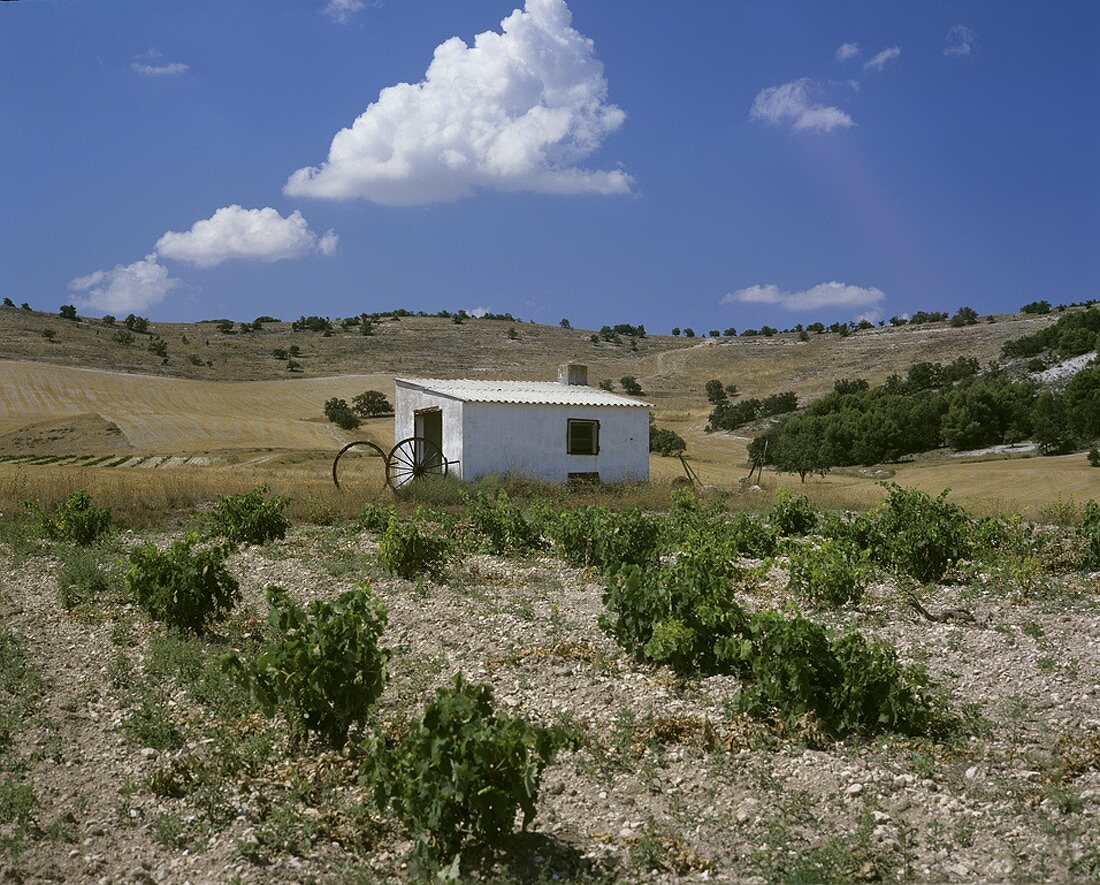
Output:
[
  {"xmin": 130, "ymin": 48, "xmax": 188, "ymax": 76},
  {"xmin": 835, "ymin": 42, "xmax": 860, "ymax": 62},
  {"xmin": 944, "ymin": 25, "xmax": 976, "ymax": 58},
  {"xmin": 69, "ymin": 254, "xmax": 180, "ymax": 313},
  {"xmin": 324, "ymin": 0, "xmax": 366, "ymax": 24},
  {"xmin": 750, "ymin": 78, "xmax": 854, "ymax": 133},
  {"xmin": 155, "ymin": 205, "xmax": 338, "ymax": 268},
  {"xmin": 864, "ymin": 45, "xmax": 902, "ymax": 71},
  {"xmin": 467, "ymin": 306, "xmax": 489, "ymax": 318},
  {"xmin": 723, "ymin": 281, "xmax": 885, "ymax": 313},
  {"xmin": 286, "ymin": 0, "xmax": 631, "ymax": 205}
]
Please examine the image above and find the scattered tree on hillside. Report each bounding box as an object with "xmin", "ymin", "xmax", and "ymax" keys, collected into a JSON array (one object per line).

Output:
[
  {"xmin": 750, "ymin": 421, "xmax": 829, "ymax": 483},
  {"xmin": 352, "ymin": 390, "xmax": 392, "ymax": 417},
  {"xmin": 909, "ymin": 311, "xmax": 948, "ymax": 325},
  {"xmin": 102, "ymin": 314, "xmax": 116, "ymax": 326},
  {"xmin": 293, "ymin": 315, "xmax": 333, "ymax": 333},
  {"xmin": 1032, "ymin": 392, "xmax": 1074, "ymax": 455},
  {"xmin": 559, "ymin": 318, "xmax": 571, "ymax": 329},
  {"xmin": 124, "ymin": 314, "xmax": 149, "ymax": 333},
  {"xmin": 1, "ymin": 297, "xmax": 13, "ymax": 307},
  {"xmin": 59, "ymin": 304, "xmax": 77, "ymax": 320},
  {"xmin": 620, "ymin": 376, "xmax": 644, "ymax": 395},
  {"xmin": 42, "ymin": 328, "xmax": 55, "ymax": 341},
  {"xmin": 671, "ymin": 327, "xmax": 681, "ymax": 336},
  {"xmin": 705, "ymin": 379, "xmax": 729, "ymax": 405},
  {"xmin": 324, "ymin": 397, "xmax": 360, "ymax": 430},
  {"xmin": 1020, "ymin": 300, "xmax": 1051, "ymax": 315},
  {"xmin": 649, "ymin": 424, "xmax": 687, "ymax": 456},
  {"xmin": 950, "ymin": 306, "xmax": 980, "ymax": 327}
]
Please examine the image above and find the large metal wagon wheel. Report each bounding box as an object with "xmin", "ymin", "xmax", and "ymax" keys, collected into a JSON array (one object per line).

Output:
[
  {"xmin": 331, "ymin": 440, "xmax": 389, "ymax": 489},
  {"xmin": 386, "ymin": 436, "xmax": 447, "ymax": 489}
]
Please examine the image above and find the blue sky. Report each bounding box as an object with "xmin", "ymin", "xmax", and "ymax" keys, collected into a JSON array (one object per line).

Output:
[{"xmin": 1, "ymin": 0, "xmax": 1097, "ymax": 333}]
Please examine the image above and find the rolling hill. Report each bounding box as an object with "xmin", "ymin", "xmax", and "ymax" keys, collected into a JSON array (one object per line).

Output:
[{"xmin": 3, "ymin": 304, "xmax": 1099, "ymax": 515}]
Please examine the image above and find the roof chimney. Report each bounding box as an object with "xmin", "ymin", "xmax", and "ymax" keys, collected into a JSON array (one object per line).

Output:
[{"xmin": 558, "ymin": 363, "xmax": 588, "ymax": 386}]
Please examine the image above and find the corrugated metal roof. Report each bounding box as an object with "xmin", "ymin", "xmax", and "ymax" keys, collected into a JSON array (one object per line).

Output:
[{"xmin": 396, "ymin": 378, "xmax": 651, "ymax": 407}]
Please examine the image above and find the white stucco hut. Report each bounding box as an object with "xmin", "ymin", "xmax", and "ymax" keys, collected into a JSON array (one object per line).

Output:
[{"xmin": 393, "ymin": 364, "xmax": 651, "ymax": 483}]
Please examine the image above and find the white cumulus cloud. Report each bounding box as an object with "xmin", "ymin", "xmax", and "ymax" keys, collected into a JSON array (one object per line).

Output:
[
  {"xmin": 723, "ymin": 282, "xmax": 885, "ymax": 312},
  {"xmin": 864, "ymin": 46, "xmax": 902, "ymax": 71},
  {"xmin": 324, "ymin": 0, "xmax": 367, "ymax": 24},
  {"xmin": 944, "ymin": 25, "xmax": 976, "ymax": 58},
  {"xmin": 285, "ymin": 0, "xmax": 631, "ymax": 205},
  {"xmin": 835, "ymin": 42, "xmax": 860, "ymax": 62},
  {"xmin": 69, "ymin": 254, "xmax": 180, "ymax": 314},
  {"xmin": 750, "ymin": 79, "xmax": 854, "ymax": 133},
  {"xmin": 154, "ymin": 205, "xmax": 338, "ymax": 268}
]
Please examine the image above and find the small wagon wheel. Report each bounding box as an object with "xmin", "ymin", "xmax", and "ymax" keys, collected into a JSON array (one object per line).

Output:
[
  {"xmin": 386, "ymin": 436, "xmax": 447, "ymax": 489},
  {"xmin": 332, "ymin": 440, "xmax": 389, "ymax": 489}
]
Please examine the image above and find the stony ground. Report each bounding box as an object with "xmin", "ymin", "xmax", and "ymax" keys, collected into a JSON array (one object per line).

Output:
[{"xmin": 2, "ymin": 519, "xmax": 1099, "ymax": 883}]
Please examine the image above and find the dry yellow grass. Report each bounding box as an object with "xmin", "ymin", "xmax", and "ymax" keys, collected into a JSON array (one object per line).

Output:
[{"xmin": 2, "ymin": 307, "xmax": 1095, "ymax": 520}]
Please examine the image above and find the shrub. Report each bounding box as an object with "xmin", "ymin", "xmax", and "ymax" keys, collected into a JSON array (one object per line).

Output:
[
  {"xmin": 786, "ymin": 538, "xmax": 868, "ymax": 608},
  {"xmin": 378, "ymin": 514, "xmax": 449, "ymax": 580},
  {"xmin": 42, "ymin": 490, "xmax": 111, "ymax": 545},
  {"xmin": 323, "ymin": 397, "xmax": 360, "ymax": 430},
  {"xmin": 206, "ymin": 485, "xmax": 289, "ymax": 546},
  {"xmin": 225, "ymin": 584, "xmax": 389, "ymax": 747},
  {"xmin": 620, "ymin": 376, "xmax": 644, "ymax": 395},
  {"xmin": 874, "ymin": 484, "xmax": 972, "ymax": 583},
  {"xmin": 352, "ymin": 390, "xmax": 392, "ymax": 417},
  {"xmin": 1089, "ymin": 448, "xmax": 1100, "ymax": 468},
  {"xmin": 126, "ymin": 534, "xmax": 240, "ymax": 634},
  {"xmin": 600, "ymin": 557, "xmax": 944, "ymax": 738},
  {"xmin": 465, "ymin": 492, "xmax": 544, "ymax": 555},
  {"xmin": 124, "ymin": 314, "xmax": 149, "ymax": 333},
  {"xmin": 57, "ymin": 553, "xmax": 111, "ymax": 608},
  {"xmin": 600, "ymin": 560, "xmax": 748, "ymax": 673},
  {"xmin": 357, "ymin": 502, "xmax": 396, "ymax": 533},
  {"xmin": 1081, "ymin": 501, "xmax": 1100, "ymax": 569},
  {"xmin": 768, "ymin": 489, "xmax": 819, "ymax": 536},
  {"xmin": 826, "ymin": 632, "xmax": 940, "ymax": 737},
  {"xmin": 705, "ymin": 379, "xmax": 728, "ymax": 405},
  {"xmin": 730, "ymin": 612, "xmax": 941, "ymax": 737},
  {"xmin": 543, "ymin": 506, "xmax": 661, "ymax": 572},
  {"xmin": 363, "ymin": 675, "xmax": 563, "ymax": 871},
  {"xmin": 649, "ymin": 425, "xmax": 687, "ymax": 456},
  {"xmin": 729, "ymin": 612, "xmax": 839, "ymax": 729},
  {"xmin": 58, "ymin": 304, "xmax": 77, "ymax": 320}
]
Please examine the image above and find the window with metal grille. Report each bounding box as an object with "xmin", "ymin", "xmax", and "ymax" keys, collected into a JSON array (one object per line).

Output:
[{"xmin": 567, "ymin": 419, "xmax": 599, "ymax": 455}]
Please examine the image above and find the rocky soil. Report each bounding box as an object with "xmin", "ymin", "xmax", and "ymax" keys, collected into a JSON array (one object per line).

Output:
[{"xmin": 1, "ymin": 521, "xmax": 1099, "ymax": 883}]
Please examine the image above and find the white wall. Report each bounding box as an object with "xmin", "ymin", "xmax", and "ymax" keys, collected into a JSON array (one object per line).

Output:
[
  {"xmin": 461, "ymin": 402, "xmax": 649, "ymax": 483},
  {"xmin": 393, "ymin": 384, "xmax": 466, "ymax": 478}
]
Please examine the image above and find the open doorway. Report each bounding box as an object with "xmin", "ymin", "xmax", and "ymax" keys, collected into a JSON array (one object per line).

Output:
[{"xmin": 414, "ymin": 408, "xmax": 443, "ymax": 470}]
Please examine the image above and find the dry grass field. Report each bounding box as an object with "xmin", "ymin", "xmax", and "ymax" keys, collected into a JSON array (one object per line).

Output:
[{"xmin": 4, "ymin": 304, "xmax": 1095, "ymax": 519}]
